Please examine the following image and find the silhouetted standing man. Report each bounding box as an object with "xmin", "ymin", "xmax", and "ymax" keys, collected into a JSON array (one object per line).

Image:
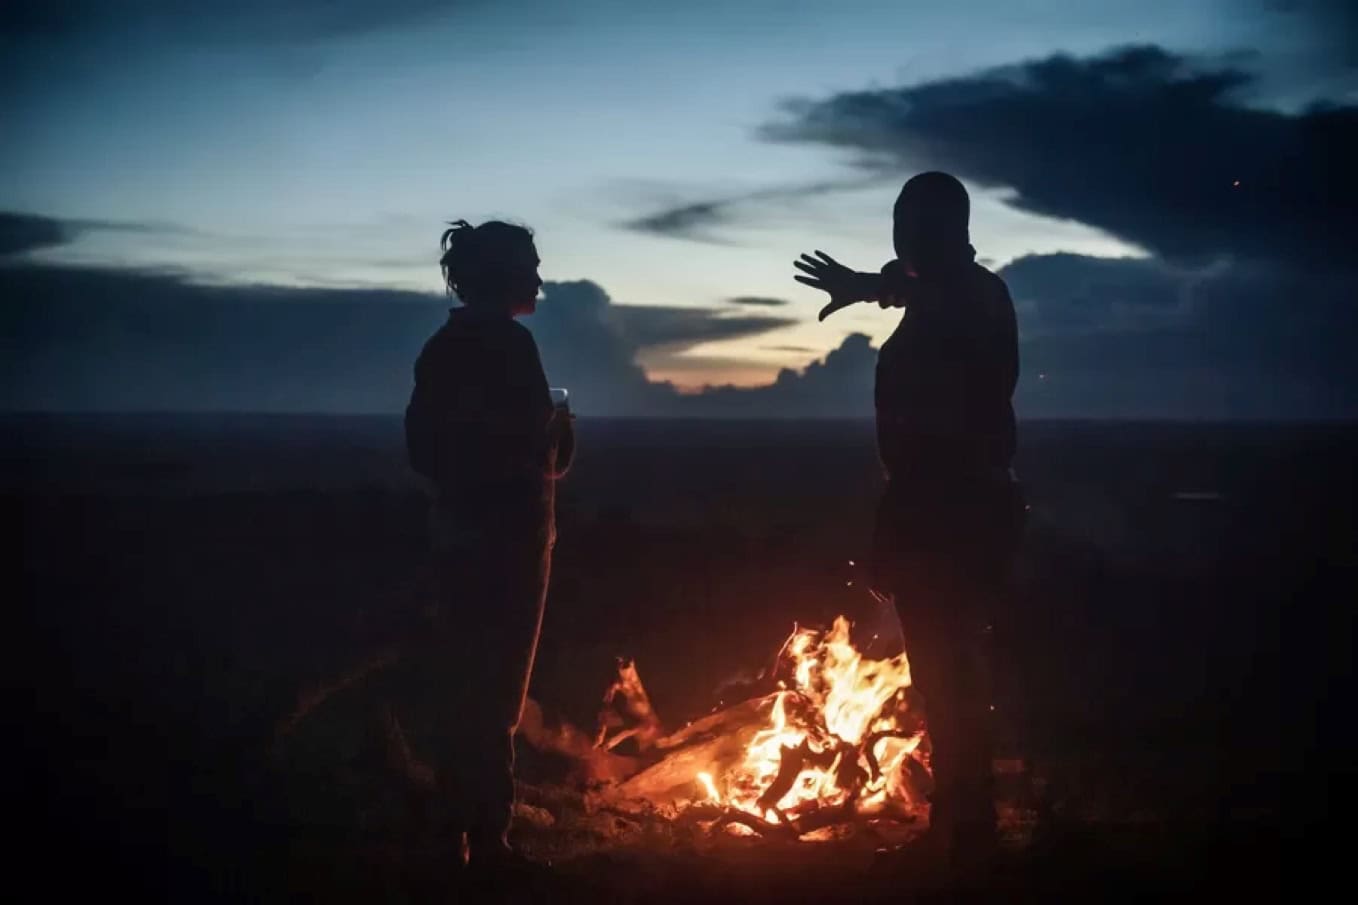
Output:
[
  {"xmin": 795, "ymin": 172, "xmax": 1023, "ymax": 863},
  {"xmin": 403, "ymin": 220, "xmax": 574, "ymax": 870}
]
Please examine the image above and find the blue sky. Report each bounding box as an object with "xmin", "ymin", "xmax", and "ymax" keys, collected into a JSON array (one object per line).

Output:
[{"xmin": 3, "ymin": 1, "xmax": 1356, "ymax": 415}]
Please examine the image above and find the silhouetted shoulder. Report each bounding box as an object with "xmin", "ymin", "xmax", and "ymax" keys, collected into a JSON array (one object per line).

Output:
[
  {"xmin": 455, "ymin": 309, "xmax": 538, "ymax": 349},
  {"xmin": 966, "ymin": 262, "xmax": 1016, "ymax": 325},
  {"xmin": 418, "ymin": 311, "xmax": 532, "ymax": 366},
  {"xmin": 413, "ymin": 323, "xmax": 451, "ymax": 374},
  {"xmin": 487, "ymin": 317, "xmax": 544, "ymax": 369},
  {"xmin": 414, "ymin": 320, "xmax": 467, "ymax": 381},
  {"xmin": 969, "ymin": 261, "xmax": 1011, "ymax": 297},
  {"xmin": 503, "ymin": 316, "xmax": 540, "ymax": 350}
]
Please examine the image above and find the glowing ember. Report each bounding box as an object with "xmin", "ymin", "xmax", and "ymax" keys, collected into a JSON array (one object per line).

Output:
[
  {"xmin": 689, "ymin": 616, "xmax": 929, "ymax": 826},
  {"xmin": 697, "ymin": 771, "xmax": 721, "ymax": 803}
]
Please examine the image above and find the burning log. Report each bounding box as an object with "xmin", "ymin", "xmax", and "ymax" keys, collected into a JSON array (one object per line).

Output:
[
  {"xmin": 519, "ymin": 697, "xmax": 639, "ymax": 784},
  {"xmin": 603, "ymin": 696, "xmax": 777, "ymax": 809},
  {"xmin": 756, "ymin": 742, "xmax": 810, "ymax": 812},
  {"xmin": 862, "ymin": 729, "xmax": 920, "ymax": 783},
  {"xmin": 756, "ymin": 739, "xmax": 838, "ymax": 812},
  {"xmin": 785, "ymin": 801, "xmax": 863, "ymax": 838},
  {"xmin": 833, "ymin": 743, "xmax": 868, "ymax": 798},
  {"xmin": 654, "ymin": 694, "xmax": 775, "ymax": 752},
  {"xmin": 557, "ymin": 615, "xmax": 933, "ymax": 841},
  {"xmin": 594, "ymin": 657, "xmax": 666, "ymax": 753},
  {"xmin": 677, "ymin": 803, "xmax": 798, "ymax": 840}
]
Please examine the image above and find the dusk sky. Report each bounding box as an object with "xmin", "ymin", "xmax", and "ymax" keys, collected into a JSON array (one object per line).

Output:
[{"xmin": 3, "ymin": 1, "xmax": 1355, "ymax": 417}]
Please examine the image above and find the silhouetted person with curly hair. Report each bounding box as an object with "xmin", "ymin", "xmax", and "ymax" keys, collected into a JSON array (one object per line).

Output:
[
  {"xmin": 402, "ymin": 219, "xmax": 574, "ymax": 869},
  {"xmin": 795, "ymin": 172, "xmax": 1024, "ymax": 866}
]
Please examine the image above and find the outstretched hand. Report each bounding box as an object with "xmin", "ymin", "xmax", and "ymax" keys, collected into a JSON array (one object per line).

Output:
[{"xmin": 793, "ymin": 251, "xmax": 878, "ymax": 321}]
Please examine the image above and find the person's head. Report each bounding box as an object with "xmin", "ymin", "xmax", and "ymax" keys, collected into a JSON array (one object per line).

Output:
[
  {"xmin": 893, "ymin": 172, "xmax": 971, "ymax": 273},
  {"xmin": 439, "ymin": 219, "xmax": 541, "ymax": 316}
]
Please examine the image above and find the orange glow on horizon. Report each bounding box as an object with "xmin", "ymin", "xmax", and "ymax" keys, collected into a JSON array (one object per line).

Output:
[{"xmin": 642, "ymin": 362, "xmax": 785, "ymax": 392}]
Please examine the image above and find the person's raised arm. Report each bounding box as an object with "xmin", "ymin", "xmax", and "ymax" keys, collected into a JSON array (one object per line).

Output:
[
  {"xmin": 877, "ymin": 259, "xmax": 918, "ymax": 309},
  {"xmin": 793, "ymin": 251, "xmax": 882, "ymax": 321}
]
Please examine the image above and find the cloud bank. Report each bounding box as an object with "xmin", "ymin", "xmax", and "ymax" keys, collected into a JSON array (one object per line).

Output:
[
  {"xmin": 765, "ymin": 45, "xmax": 1358, "ymax": 418},
  {"xmin": 1, "ymin": 247, "xmax": 866, "ymax": 416},
  {"xmin": 6, "ymin": 46, "xmax": 1356, "ymax": 419}
]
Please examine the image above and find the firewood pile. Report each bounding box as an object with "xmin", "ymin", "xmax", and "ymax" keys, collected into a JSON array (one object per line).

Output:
[
  {"xmin": 274, "ymin": 616, "xmax": 937, "ymax": 849},
  {"xmin": 520, "ymin": 618, "xmax": 934, "ymax": 842}
]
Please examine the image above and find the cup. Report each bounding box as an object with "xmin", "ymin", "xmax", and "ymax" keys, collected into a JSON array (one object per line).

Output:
[{"xmin": 549, "ymin": 387, "xmax": 570, "ymax": 413}]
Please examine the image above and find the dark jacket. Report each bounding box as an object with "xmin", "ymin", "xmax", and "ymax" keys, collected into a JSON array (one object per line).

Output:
[
  {"xmin": 874, "ymin": 260, "xmax": 1018, "ymax": 485},
  {"xmin": 405, "ymin": 307, "xmax": 572, "ymax": 540}
]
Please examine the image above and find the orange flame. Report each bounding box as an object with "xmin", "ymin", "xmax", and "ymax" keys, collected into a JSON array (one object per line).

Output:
[{"xmin": 694, "ymin": 616, "xmax": 928, "ymax": 824}]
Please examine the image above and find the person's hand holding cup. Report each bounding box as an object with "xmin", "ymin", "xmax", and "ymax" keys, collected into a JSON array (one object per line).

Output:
[
  {"xmin": 547, "ymin": 387, "xmax": 575, "ymax": 474},
  {"xmin": 549, "ymin": 387, "xmax": 571, "ymax": 417}
]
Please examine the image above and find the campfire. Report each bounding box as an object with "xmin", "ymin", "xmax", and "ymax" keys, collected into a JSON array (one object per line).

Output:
[
  {"xmin": 277, "ymin": 604, "xmax": 936, "ymax": 846},
  {"xmin": 528, "ymin": 615, "xmax": 933, "ymax": 841}
]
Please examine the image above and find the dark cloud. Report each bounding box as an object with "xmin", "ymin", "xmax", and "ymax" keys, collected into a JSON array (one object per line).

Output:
[
  {"xmin": 623, "ymin": 200, "xmax": 737, "ymax": 245},
  {"xmin": 764, "ymin": 45, "xmax": 1358, "ymax": 267},
  {"xmin": 728, "ymin": 296, "xmax": 790, "ymax": 307},
  {"xmin": 685, "ymin": 334, "xmax": 877, "ymax": 417},
  {"xmin": 596, "ymin": 302, "xmax": 802, "ymax": 404},
  {"xmin": 0, "ymin": 260, "xmax": 811, "ymax": 416},
  {"xmin": 1, "ymin": 262, "xmax": 445, "ymax": 413},
  {"xmin": 620, "ymin": 179, "xmax": 874, "ymax": 243},
  {"xmin": 762, "ymin": 344, "xmax": 819, "ymax": 354},
  {"xmin": 1001, "ymin": 253, "xmax": 1192, "ymax": 335},
  {"xmin": 65, "ymin": 216, "xmax": 205, "ymax": 236},
  {"xmin": 1, "ymin": 264, "xmax": 679, "ymax": 414},
  {"xmin": 1004, "ymin": 254, "xmax": 1358, "ymax": 419},
  {"xmin": 609, "ymin": 305, "xmax": 795, "ymax": 351},
  {"xmin": 0, "ymin": 212, "xmax": 70, "ymax": 257},
  {"xmin": 0, "ymin": 210, "xmax": 203, "ymax": 259},
  {"xmin": 1, "ymin": 0, "xmax": 460, "ymax": 42},
  {"xmin": 520, "ymin": 280, "xmax": 678, "ymax": 414}
]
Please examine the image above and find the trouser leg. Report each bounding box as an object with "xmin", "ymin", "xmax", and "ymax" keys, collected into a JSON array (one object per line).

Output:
[
  {"xmin": 435, "ymin": 539, "xmax": 550, "ymax": 853},
  {"xmin": 890, "ymin": 553, "xmax": 996, "ymax": 838}
]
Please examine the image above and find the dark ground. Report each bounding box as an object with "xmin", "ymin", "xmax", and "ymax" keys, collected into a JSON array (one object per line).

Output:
[{"xmin": 10, "ymin": 415, "xmax": 1355, "ymax": 901}]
